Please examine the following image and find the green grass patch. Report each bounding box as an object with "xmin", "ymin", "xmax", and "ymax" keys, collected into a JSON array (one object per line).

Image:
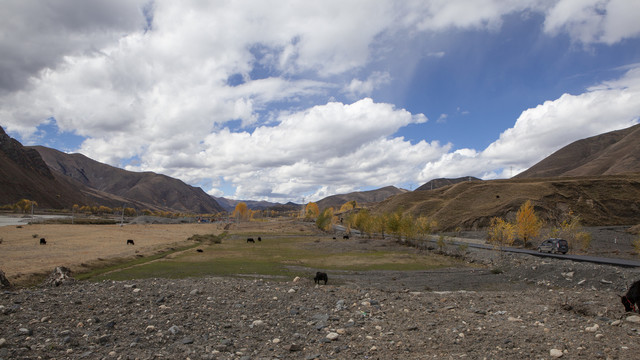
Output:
[
  {"xmin": 86, "ymin": 234, "xmax": 466, "ymax": 282},
  {"xmin": 40, "ymin": 218, "xmax": 118, "ymax": 225},
  {"xmin": 76, "ymin": 242, "xmax": 200, "ymax": 281}
]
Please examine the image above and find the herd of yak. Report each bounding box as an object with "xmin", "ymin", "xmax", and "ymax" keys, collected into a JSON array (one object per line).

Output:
[{"xmin": 29, "ymin": 235, "xmax": 640, "ymax": 310}]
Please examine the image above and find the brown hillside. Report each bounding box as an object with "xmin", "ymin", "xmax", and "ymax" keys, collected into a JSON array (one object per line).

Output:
[
  {"xmin": 32, "ymin": 146, "xmax": 224, "ymax": 214},
  {"xmin": 416, "ymin": 176, "xmax": 480, "ymax": 191},
  {"xmin": 373, "ymin": 175, "xmax": 640, "ymax": 231},
  {"xmin": 516, "ymin": 123, "xmax": 640, "ymax": 178},
  {"xmin": 0, "ymin": 126, "xmax": 90, "ymax": 208},
  {"xmin": 316, "ymin": 186, "xmax": 407, "ymax": 210}
]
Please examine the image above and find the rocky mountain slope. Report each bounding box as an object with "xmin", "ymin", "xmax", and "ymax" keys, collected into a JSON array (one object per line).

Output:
[
  {"xmin": 31, "ymin": 146, "xmax": 224, "ymax": 214},
  {"xmin": 0, "ymin": 126, "xmax": 89, "ymax": 208},
  {"xmin": 375, "ymin": 174, "xmax": 640, "ymax": 231},
  {"xmin": 316, "ymin": 186, "xmax": 407, "ymax": 210},
  {"xmin": 379, "ymin": 123, "xmax": 640, "ymax": 230},
  {"xmin": 516, "ymin": 123, "xmax": 640, "ymax": 178},
  {"xmin": 213, "ymin": 197, "xmax": 289, "ymax": 212},
  {"xmin": 416, "ymin": 176, "xmax": 481, "ymax": 191}
]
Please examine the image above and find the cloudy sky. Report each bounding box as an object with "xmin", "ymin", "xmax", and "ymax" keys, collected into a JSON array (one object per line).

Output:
[{"xmin": 1, "ymin": 0, "xmax": 640, "ymax": 203}]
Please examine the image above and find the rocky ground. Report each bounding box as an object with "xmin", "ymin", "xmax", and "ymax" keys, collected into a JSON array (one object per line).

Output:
[{"xmin": 3, "ymin": 239, "xmax": 640, "ymax": 360}]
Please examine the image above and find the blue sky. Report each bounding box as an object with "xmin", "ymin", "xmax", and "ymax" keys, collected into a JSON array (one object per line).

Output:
[{"xmin": 1, "ymin": 0, "xmax": 640, "ymax": 202}]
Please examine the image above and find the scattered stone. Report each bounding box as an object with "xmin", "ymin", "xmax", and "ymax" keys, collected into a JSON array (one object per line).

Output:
[
  {"xmin": 97, "ymin": 335, "xmax": 110, "ymax": 344},
  {"xmin": 0, "ymin": 269, "xmax": 12, "ymax": 289},
  {"xmin": 550, "ymin": 348, "xmax": 564, "ymax": 358},
  {"xmin": 285, "ymin": 344, "xmax": 302, "ymax": 352},
  {"xmin": 625, "ymin": 315, "xmax": 640, "ymax": 324},
  {"xmin": 586, "ymin": 324, "xmax": 599, "ymax": 332},
  {"xmin": 293, "ymin": 276, "xmax": 300, "ymax": 282},
  {"xmin": 0, "ymin": 246, "xmax": 639, "ymax": 359},
  {"xmin": 43, "ymin": 266, "xmax": 74, "ymax": 287},
  {"xmin": 326, "ymin": 332, "xmax": 339, "ymax": 341}
]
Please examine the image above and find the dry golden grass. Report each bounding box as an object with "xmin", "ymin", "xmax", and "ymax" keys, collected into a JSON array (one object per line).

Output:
[
  {"xmin": 0, "ymin": 222, "xmax": 228, "ymax": 285},
  {"xmin": 1, "ymin": 218, "xmax": 464, "ymax": 285},
  {"xmin": 374, "ymin": 174, "xmax": 640, "ymax": 230}
]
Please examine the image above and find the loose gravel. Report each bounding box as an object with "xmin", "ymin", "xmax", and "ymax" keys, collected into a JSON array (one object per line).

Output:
[{"xmin": 3, "ymin": 245, "xmax": 640, "ymax": 359}]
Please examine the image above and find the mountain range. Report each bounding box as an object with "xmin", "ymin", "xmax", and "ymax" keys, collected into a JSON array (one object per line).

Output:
[
  {"xmin": 32, "ymin": 146, "xmax": 224, "ymax": 213},
  {"xmin": 373, "ymin": 123, "xmax": 640, "ymax": 229},
  {"xmin": 516, "ymin": 123, "xmax": 640, "ymax": 178},
  {"xmin": 1, "ymin": 123, "xmax": 639, "ymax": 227}
]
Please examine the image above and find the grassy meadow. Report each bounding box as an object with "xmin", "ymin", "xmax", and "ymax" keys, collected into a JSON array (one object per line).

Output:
[
  {"xmin": 85, "ymin": 230, "xmax": 464, "ymax": 283},
  {"xmin": 1, "ymin": 219, "xmax": 465, "ymax": 286}
]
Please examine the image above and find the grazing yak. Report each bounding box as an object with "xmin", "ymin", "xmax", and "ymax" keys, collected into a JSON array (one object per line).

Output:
[
  {"xmin": 39, "ymin": 238, "xmax": 46, "ymax": 245},
  {"xmin": 126, "ymin": 239, "xmax": 135, "ymax": 245},
  {"xmin": 258, "ymin": 236, "xmax": 262, "ymax": 242},
  {"xmin": 314, "ymin": 271, "xmax": 328, "ymax": 285},
  {"xmin": 247, "ymin": 238, "xmax": 255, "ymax": 243},
  {"xmin": 196, "ymin": 249, "xmax": 204, "ymax": 253},
  {"xmin": 343, "ymin": 235, "xmax": 349, "ymax": 239},
  {"xmin": 621, "ymin": 280, "xmax": 640, "ymax": 312}
]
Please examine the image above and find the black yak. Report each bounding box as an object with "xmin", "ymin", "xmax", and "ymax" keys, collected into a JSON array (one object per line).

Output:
[
  {"xmin": 314, "ymin": 272, "xmax": 328, "ymax": 285},
  {"xmin": 621, "ymin": 280, "xmax": 640, "ymax": 312},
  {"xmin": 247, "ymin": 238, "xmax": 255, "ymax": 243},
  {"xmin": 126, "ymin": 239, "xmax": 135, "ymax": 245},
  {"xmin": 39, "ymin": 238, "xmax": 46, "ymax": 245}
]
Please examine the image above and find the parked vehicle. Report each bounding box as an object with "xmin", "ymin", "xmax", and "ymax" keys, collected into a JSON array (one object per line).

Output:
[{"xmin": 537, "ymin": 238, "xmax": 569, "ymax": 254}]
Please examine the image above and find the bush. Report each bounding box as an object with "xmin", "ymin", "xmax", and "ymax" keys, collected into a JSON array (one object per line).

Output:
[{"xmin": 188, "ymin": 232, "xmax": 227, "ymax": 244}]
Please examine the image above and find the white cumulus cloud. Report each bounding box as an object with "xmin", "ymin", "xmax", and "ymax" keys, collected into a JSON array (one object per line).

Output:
[
  {"xmin": 419, "ymin": 67, "xmax": 640, "ymax": 181},
  {"xmin": 0, "ymin": 1, "xmax": 639, "ymax": 202}
]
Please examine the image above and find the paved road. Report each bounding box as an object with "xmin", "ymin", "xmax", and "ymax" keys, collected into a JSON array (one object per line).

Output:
[{"xmin": 333, "ymin": 225, "xmax": 640, "ymax": 268}]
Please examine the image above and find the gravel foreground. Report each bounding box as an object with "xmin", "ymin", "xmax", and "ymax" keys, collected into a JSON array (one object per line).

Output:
[{"xmin": 3, "ymin": 250, "xmax": 640, "ymax": 360}]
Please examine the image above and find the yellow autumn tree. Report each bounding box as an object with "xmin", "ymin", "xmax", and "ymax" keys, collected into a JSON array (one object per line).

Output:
[
  {"xmin": 551, "ymin": 211, "xmax": 591, "ymax": 251},
  {"xmin": 516, "ymin": 200, "xmax": 542, "ymax": 246},
  {"xmin": 487, "ymin": 217, "xmax": 516, "ymax": 248},
  {"xmin": 15, "ymin": 199, "xmax": 37, "ymax": 213},
  {"xmin": 316, "ymin": 207, "xmax": 334, "ymax": 231},
  {"xmin": 233, "ymin": 202, "xmax": 249, "ymax": 221},
  {"xmin": 305, "ymin": 202, "xmax": 320, "ymax": 219},
  {"xmin": 124, "ymin": 207, "xmax": 137, "ymax": 217},
  {"xmin": 416, "ymin": 216, "xmax": 438, "ymax": 239},
  {"xmin": 339, "ymin": 201, "xmax": 357, "ymax": 212}
]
